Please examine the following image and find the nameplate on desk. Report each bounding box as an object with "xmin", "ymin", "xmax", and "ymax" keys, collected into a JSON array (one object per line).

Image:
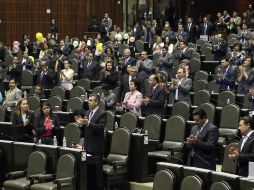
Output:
[
  {"xmin": 36, "ymin": 144, "xmax": 58, "ymax": 148},
  {"xmin": 60, "ymin": 147, "xmax": 83, "ymax": 152},
  {"xmin": 211, "ymin": 171, "xmax": 239, "ymax": 178}
]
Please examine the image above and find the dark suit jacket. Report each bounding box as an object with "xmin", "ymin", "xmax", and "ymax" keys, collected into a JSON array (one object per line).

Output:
[
  {"xmin": 82, "ymin": 60, "xmax": 100, "ymax": 80},
  {"xmin": 199, "ymin": 23, "xmax": 213, "ymax": 36},
  {"xmin": 34, "ymin": 113, "xmax": 60, "ymax": 137},
  {"xmin": 11, "ymin": 111, "xmax": 35, "ymax": 137},
  {"xmin": 100, "ymin": 70, "xmax": 119, "ymax": 90},
  {"xmin": 185, "ymin": 24, "xmax": 197, "ymax": 43},
  {"xmin": 36, "ymin": 68, "xmax": 55, "ymax": 89},
  {"xmin": 237, "ymin": 131, "xmax": 254, "ymax": 177},
  {"xmin": 119, "ymin": 56, "xmax": 136, "ymax": 76},
  {"xmin": 81, "ymin": 108, "xmax": 107, "ymax": 156},
  {"xmin": 215, "ymin": 65, "xmax": 237, "ymax": 92},
  {"xmin": 187, "ymin": 122, "xmax": 219, "ymax": 170},
  {"xmin": 142, "ymin": 84, "xmax": 166, "ymax": 117}
]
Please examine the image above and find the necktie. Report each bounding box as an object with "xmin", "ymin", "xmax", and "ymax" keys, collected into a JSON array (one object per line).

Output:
[
  {"xmin": 204, "ymin": 23, "xmax": 207, "ymax": 34},
  {"xmin": 89, "ymin": 110, "xmax": 93, "ymax": 121},
  {"xmin": 40, "ymin": 72, "xmax": 44, "ymax": 83},
  {"xmin": 87, "ymin": 62, "xmax": 91, "ymax": 68},
  {"xmin": 188, "ymin": 24, "xmax": 191, "ymax": 32}
]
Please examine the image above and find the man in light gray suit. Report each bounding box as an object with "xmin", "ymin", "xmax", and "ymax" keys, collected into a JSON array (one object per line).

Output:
[
  {"xmin": 136, "ymin": 51, "xmax": 153, "ymax": 80},
  {"xmin": 3, "ymin": 79, "xmax": 22, "ymax": 110},
  {"xmin": 168, "ymin": 67, "xmax": 192, "ymax": 104}
]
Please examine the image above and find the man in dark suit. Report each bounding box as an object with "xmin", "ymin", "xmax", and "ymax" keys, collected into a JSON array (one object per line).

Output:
[
  {"xmin": 142, "ymin": 74, "xmax": 166, "ymax": 117},
  {"xmin": 119, "ymin": 48, "xmax": 136, "ymax": 76},
  {"xmin": 168, "ymin": 67, "xmax": 192, "ymax": 104},
  {"xmin": 74, "ymin": 94, "xmax": 106, "ymax": 190},
  {"xmin": 185, "ymin": 17, "xmax": 197, "ymax": 43},
  {"xmin": 215, "ymin": 57, "xmax": 237, "ymax": 92},
  {"xmin": 174, "ymin": 41, "xmax": 193, "ymax": 63},
  {"xmin": 35, "ymin": 60, "xmax": 55, "ymax": 89},
  {"xmin": 81, "ymin": 52, "xmax": 100, "ymax": 80},
  {"xmin": 187, "ymin": 108, "xmax": 219, "ymax": 170},
  {"xmin": 199, "ymin": 16, "xmax": 213, "ymax": 36},
  {"xmin": 229, "ymin": 116, "xmax": 254, "ymax": 177}
]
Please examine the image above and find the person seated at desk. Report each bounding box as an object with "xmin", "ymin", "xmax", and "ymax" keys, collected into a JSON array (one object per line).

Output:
[
  {"xmin": 34, "ymin": 102, "xmax": 60, "ymax": 145},
  {"xmin": 28, "ymin": 85, "xmax": 45, "ymax": 100},
  {"xmin": 2, "ymin": 79, "xmax": 22, "ymax": 111},
  {"xmin": 11, "ymin": 98, "xmax": 35, "ymax": 142},
  {"xmin": 122, "ymin": 79, "xmax": 142, "ymax": 117},
  {"xmin": 101, "ymin": 85, "xmax": 117, "ymax": 111}
]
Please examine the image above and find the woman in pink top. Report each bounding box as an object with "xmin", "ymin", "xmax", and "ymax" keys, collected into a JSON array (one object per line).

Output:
[{"xmin": 122, "ymin": 79, "xmax": 143, "ymax": 116}]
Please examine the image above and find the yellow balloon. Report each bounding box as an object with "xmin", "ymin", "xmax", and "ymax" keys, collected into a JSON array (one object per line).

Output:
[
  {"xmin": 28, "ymin": 56, "xmax": 34, "ymax": 63},
  {"xmin": 36, "ymin": 32, "xmax": 43, "ymax": 40},
  {"xmin": 96, "ymin": 43, "xmax": 103, "ymax": 52}
]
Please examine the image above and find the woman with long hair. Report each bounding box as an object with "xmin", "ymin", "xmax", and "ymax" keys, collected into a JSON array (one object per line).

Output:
[
  {"xmin": 34, "ymin": 102, "xmax": 60, "ymax": 145},
  {"xmin": 100, "ymin": 60, "xmax": 119, "ymax": 90},
  {"xmin": 12, "ymin": 98, "xmax": 35, "ymax": 141}
]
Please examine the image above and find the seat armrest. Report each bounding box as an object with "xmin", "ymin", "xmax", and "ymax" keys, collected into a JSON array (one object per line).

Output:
[
  {"xmin": 168, "ymin": 146, "xmax": 183, "ymax": 153},
  {"xmin": 112, "ymin": 160, "xmax": 127, "ymax": 167},
  {"xmin": 53, "ymin": 177, "xmax": 73, "ymax": 186},
  {"xmin": 221, "ymin": 133, "xmax": 236, "ymax": 139},
  {"xmin": 31, "ymin": 174, "xmax": 55, "ymax": 182},
  {"xmin": 6, "ymin": 171, "xmax": 26, "ymax": 179}
]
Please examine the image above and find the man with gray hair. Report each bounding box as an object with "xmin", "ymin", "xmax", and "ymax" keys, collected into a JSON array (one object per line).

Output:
[{"xmin": 119, "ymin": 48, "xmax": 136, "ymax": 75}]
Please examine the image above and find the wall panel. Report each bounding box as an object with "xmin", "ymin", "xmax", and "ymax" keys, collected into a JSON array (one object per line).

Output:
[{"xmin": 0, "ymin": 0, "xmax": 123, "ymax": 46}]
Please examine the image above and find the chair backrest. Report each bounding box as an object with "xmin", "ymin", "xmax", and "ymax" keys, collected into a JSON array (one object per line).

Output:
[
  {"xmin": 205, "ymin": 52, "xmax": 215, "ymax": 61},
  {"xmin": 193, "ymin": 80, "xmax": 208, "ymax": 92},
  {"xmin": 217, "ymin": 91, "xmax": 236, "ymax": 107},
  {"xmin": 47, "ymin": 96, "xmax": 63, "ymax": 111},
  {"xmin": 163, "ymin": 116, "xmax": 185, "ymax": 149},
  {"xmin": 135, "ymin": 40, "xmax": 144, "ymax": 52},
  {"xmin": 92, "ymin": 86, "xmax": 104, "ymax": 96},
  {"xmin": 220, "ymin": 104, "xmax": 240, "ymax": 130},
  {"xmin": 156, "ymin": 70, "xmax": 168, "ymax": 82},
  {"xmin": 109, "ymin": 128, "xmax": 131, "ymax": 156},
  {"xmin": 0, "ymin": 106, "xmax": 5, "ymax": 122},
  {"xmin": 221, "ymin": 142, "xmax": 238, "ymax": 174},
  {"xmin": 118, "ymin": 44, "xmax": 129, "ymax": 55},
  {"xmin": 27, "ymin": 151, "xmax": 47, "ymax": 177},
  {"xmin": 64, "ymin": 123, "xmax": 81, "ymax": 147},
  {"xmin": 194, "ymin": 71, "xmax": 208, "ymax": 81},
  {"xmin": 180, "ymin": 175, "xmax": 203, "ymax": 190},
  {"xmin": 70, "ymin": 86, "xmax": 86, "ymax": 98},
  {"xmin": 196, "ymin": 39, "xmax": 207, "ymax": 47},
  {"xmin": 21, "ymin": 70, "xmax": 34, "ymax": 87},
  {"xmin": 120, "ymin": 112, "xmax": 138, "ymax": 132},
  {"xmin": 192, "ymin": 52, "xmax": 201, "ymax": 60},
  {"xmin": 77, "ymin": 78, "xmax": 91, "ymax": 90},
  {"xmin": 193, "ymin": 90, "xmax": 210, "ymax": 106},
  {"xmin": 27, "ymin": 96, "xmax": 40, "ymax": 111},
  {"xmin": 143, "ymin": 114, "xmax": 161, "ymax": 141},
  {"xmin": 207, "ymin": 80, "xmax": 220, "ymax": 94},
  {"xmin": 210, "ymin": 181, "xmax": 233, "ymax": 190},
  {"xmin": 105, "ymin": 111, "xmax": 115, "ymax": 131},
  {"xmin": 198, "ymin": 103, "xmax": 216, "ymax": 123},
  {"xmin": 50, "ymin": 86, "xmax": 66, "ymax": 99},
  {"xmin": 190, "ymin": 58, "xmax": 201, "ymax": 73},
  {"xmin": 56, "ymin": 153, "xmax": 76, "ymax": 180},
  {"xmin": 172, "ymin": 101, "xmax": 190, "ymax": 121},
  {"xmin": 153, "ymin": 169, "xmax": 175, "ymax": 190},
  {"xmin": 70, "ymin": 58, "xmax": 79, "ymax": 74},
  {"xmin": 67, "ymin": 97, "xmax": 84, "ymax": 112},
  {"xmin": 242, "ymin": 95, "xmax": 252, "ymax": 109}
]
